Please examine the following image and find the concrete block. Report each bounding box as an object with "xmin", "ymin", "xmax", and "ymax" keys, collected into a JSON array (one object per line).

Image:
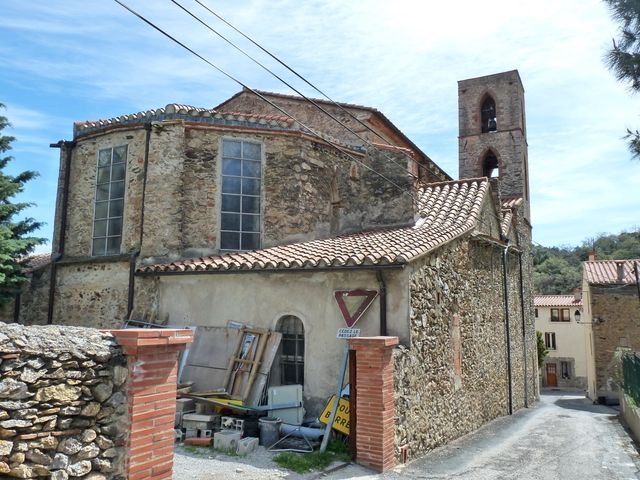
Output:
[
  {"xmin": 185, "ymin": 428, "xmax": 212, "ymax": 438},
  {"xmin": 183, "ymin": 413, "xmax": 220, "ymax": 422},
  {"xmin": 182, "ymin": 413, "xmax": 220, "ymax": 431},
  {"xmin": 176, "ymin": 398, "xmax": 196, "ymax": 413},
  {"xmin": 236, "ymin": 437, "xmax": 258, "ymax": 455},
  {"xmin": 221, "ymin": 416, "xmax": 244, "ymax": 432},
  {"xmin": 213, "ymin": 430, "xmax": 242, "ymax": 452}
]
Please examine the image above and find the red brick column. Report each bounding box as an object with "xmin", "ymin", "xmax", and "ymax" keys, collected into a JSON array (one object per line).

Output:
[
  {"xmin": 110, "ymin": 329, "xmax": 193, "ymax": 480},
  {"xmin": 349, "ymin": 336, "xmax": 399, "ymax": 472}
]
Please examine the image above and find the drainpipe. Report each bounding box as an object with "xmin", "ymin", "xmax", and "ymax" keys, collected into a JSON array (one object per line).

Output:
[
  {"xmin": 13, "ymin": 292, "xmax": 21, "ymax": 324},
  {"xmin": 376, "ymin": 270, "xmax": 388, "ymax": 336},
  {"xmin": 126, "ymin": 250, "xmax": 141, "ymax": 319},
  {"xmin": 518, "ymin": 251, "xmax": 529, "ymax": 408},
  {"xmin": 127, "ymin": 123, "xmax": 152, "ymax": 320},
  {"xmin": 634, "ymin": 261, "xmax": 640, "ymax": 304},
  {"xmin": 47, "ymin": 140, "xmax": 75, "ymax": 324},
  {"xmin": 501, "ymin": 244, "xmax": 513, "ymax": 415}
]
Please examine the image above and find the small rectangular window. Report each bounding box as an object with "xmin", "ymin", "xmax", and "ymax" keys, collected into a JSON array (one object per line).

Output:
[
  {"xmin": 561, "ymin": 361, "xmax": 570, "ymax": 379},
  {"xmin": 220, "ymin": 139, "xmax": 261, "ymax": 253},
  {"xmin": 551, "ymin": 308, "xmax": 570, "ymax": 322},
  {"xmin": 92, "ymin": 146, "xmax": 126, "ymax": 256},
  {"xmin": 534, "ymin": 308, "xmax": 538, "ymax": 318},
  {"xmin": 544, "ymin": 332, "xmax": 556, "ymax": 350}
]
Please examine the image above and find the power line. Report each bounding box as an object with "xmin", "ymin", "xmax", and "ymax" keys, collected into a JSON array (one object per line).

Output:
[
  {"xmin": 169, "ymin": 0, "xmax": 419, "ymax": 182},
  {"xmin": 192, "ymin": 0, "xmax": 435, "ymax": 177},
  {"xmin": 112, "ymin": 0, "xmax": 417, "ymax": 202}
]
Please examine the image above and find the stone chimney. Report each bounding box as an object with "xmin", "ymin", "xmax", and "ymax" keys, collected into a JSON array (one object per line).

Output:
[
  {"xmin": 616, "ymin": 261, "xmax": 626, "ymax": 283},
  {"xmin": 587, "ymin": 251, "xmax": 596, "ymax": 262}
]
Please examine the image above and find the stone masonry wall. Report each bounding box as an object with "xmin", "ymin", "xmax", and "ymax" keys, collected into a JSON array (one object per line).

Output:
[
  {"xmin": 591, "ymin": 286, "xmax": 640, "ymax": 398},
  {"xmin": 0, "ymin": 323, "xmax": 128, "ymax": 479},
  {"xmin": 53, "ymin": 262, "xmax": 130, "ymax": 329},
  {"xmin": 394, "ymin": 235, "xmax": 536, "ymax": 459},
  {"xmin": 17, "ymin": 266, "xmax": 52, "ymax": 326},
  {"xmin": 217, "ymin": 91, "xmax": 450, "ymax": 183},
  {"xmin": 0, "ymin": 266, "xmax": 52, "ymax": 326}
]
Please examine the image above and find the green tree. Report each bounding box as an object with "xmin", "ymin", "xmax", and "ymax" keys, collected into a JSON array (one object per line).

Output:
[
  {"xmin": 533, "ymin": 228, "xmax": 640, "ymax": 293},
  {"xmin": 0, "ymin": 103, "xmax": 45, "ymax": 304},
  {"xmin": 604, "ymin": 0, "xmax": 640, "ymax": 158},
  {"xmin": 536, "ymin": 331, "xmax": 548, "ymax": 369},
  {"xmin": 533, "ymin": 256, "xmax": 582, "ymax": 294}
]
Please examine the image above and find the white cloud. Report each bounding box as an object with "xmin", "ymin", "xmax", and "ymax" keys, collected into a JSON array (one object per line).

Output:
[{"xmin": 1, "ymin": 0, "xmax": 639, "ymax": 248}]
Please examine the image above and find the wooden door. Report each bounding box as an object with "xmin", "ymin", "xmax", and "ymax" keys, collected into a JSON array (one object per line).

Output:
[{"xmin": 546, "ymin": 363, "xmax": 557, "ymax": 387}]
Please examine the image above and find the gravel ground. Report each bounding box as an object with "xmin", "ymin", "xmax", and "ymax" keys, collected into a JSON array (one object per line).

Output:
[{"xmin": 172, "ymin": 444, "xmax": 378, "ymax": 480}]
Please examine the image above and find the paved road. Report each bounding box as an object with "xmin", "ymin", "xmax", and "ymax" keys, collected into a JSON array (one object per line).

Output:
[
  {"xmin": 175, "ymin": 390, "xmax": 640, "ymax": 479},
  {"xmin": 374, "ymin": 390, "xmax": 640, "ymax": 480}
]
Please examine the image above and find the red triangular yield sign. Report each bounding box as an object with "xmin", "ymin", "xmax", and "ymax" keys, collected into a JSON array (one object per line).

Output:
[{"xmin": 334, "ymin": 289, "xmax": 378, "ymax": 327}]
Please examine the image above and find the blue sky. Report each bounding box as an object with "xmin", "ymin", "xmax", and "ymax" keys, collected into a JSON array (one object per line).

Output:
[{"xmin": 1, "ymin": 0, "xmax": 639, "ymax": 252}]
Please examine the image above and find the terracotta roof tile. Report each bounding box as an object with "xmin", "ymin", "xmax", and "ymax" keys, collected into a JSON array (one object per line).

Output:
[
  {"xmin": 19, "ymin": 252, "xmax": 52, "ymax": 273},
  {"xmin": 534, "ymin": 295, "xmax": 582, "ymax": 307},
  {"xmin": 73, "ymin": 104, "xmax": 297, "ymax": 138},
  {"xmin": 584, "ymin": 259, "xmax": 640, "ymax": 285},
  {"xmin": 139, "ymin": 178, "xmax": 489, "ymax": 274},
  {"xmin": 500, "ymin": 197, "xmax": 523, "ymax": 237}
]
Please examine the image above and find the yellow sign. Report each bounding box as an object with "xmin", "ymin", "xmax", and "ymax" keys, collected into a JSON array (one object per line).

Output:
[{"xmin": 319, "ymin": 395, "xmax": 350, "ymax": 435}]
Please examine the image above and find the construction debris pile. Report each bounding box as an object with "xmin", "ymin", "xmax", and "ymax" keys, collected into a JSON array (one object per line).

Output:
[{"xmin": 173, "ymin": 325, "xmax": 347, "ymax": 456}]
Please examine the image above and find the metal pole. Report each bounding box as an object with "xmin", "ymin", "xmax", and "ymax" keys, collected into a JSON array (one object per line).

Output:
[{"xmin": 320, "ymin": 343, "xmax": 349, "ymax": 453}]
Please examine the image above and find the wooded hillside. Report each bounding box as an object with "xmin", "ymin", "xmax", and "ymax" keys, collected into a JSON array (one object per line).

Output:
[{"xmin": 533, "ymin": 228, "xmax": 640, "ymax": 294}]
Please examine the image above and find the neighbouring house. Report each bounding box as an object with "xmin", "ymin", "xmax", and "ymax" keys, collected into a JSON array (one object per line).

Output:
[
  {"xmin": 534, "ymin": 293, "xmax": 587, "ymax": 389},
  {"xmin": 581, "ymin": 254, "xmax": 640, "ymax": 403},
  {"xmin": 3, "ymin": 70, "xmax": 537, "ymax": 462}
]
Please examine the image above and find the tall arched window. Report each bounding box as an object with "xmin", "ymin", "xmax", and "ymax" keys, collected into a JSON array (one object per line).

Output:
[
  {"xmin": 482, "ymin": 151, "xmax": 499, "ymax": 178},
  {"xmin": 275, "ymin": 315, "xmax": 305, "ymax": 385},
  {"xmin": 481, "ymin": 96, "xmax": 497, "ymax": 133}
]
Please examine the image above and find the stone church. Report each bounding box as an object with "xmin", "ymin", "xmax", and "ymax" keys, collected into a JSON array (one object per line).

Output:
[{"xmin": 4, "ymin": 70, "xmax": 537, "ymax": 458}]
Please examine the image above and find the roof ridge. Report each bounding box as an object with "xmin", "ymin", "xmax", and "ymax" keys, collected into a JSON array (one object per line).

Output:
[
  {"xmin": 239, "ymin": 88, "xmax": 381, "ymax": 114},
  {"xmin": 74, "ymin": 103, "xmax": 297, "ymax": 136},
  {"xmin": 584, "ymin": 258, "xmax": 640, "ymax": 263},
  {"xmin": 419, "ymin": 177, "xmax": 488, "ymax": 189}
]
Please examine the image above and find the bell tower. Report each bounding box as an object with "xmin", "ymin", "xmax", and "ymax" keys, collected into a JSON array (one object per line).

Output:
[{"xmin": 458, "ymin": 70, "xmax": 530, "ymax": 221}]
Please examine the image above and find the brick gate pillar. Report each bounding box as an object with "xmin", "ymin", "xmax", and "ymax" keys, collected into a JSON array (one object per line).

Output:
[
  {"xmin": 110, "ymin": 329, "xmax": 193, "ymax": 480},
  {"xmin": 349, "ymin": 336, "xmax": 399, "ymax": 472}
]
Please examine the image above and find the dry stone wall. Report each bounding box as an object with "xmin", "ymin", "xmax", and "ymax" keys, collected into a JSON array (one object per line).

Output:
[
  {"xmin": 394, "ymin": 235, "xmax": 537, "ymax": 459},
  {"xmin": 0, "ymin": 323, "xmax": 128, "ymax": 479}
]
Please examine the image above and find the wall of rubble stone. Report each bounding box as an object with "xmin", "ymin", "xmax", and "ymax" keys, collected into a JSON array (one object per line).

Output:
[
  {"xmin": 0, "ymin": 323, "xmax": 128, "ymax": 479},
  {"xmin": 216, "ymin": 90, "xmax": 450, "ymax": 184},
  {"xmin": 0, "ymin": 265, "xmax": 52, "ymax": 327},
  {"xmin": 53, "ymin": 261, "xmax": 130, "ymax": 330},
  {"xmin": 394, "ymin": 234, "xmax": 537, "ymax": 459},
  {"xmin": 590, "ymin": 285, "xmax": 640, "ymax": 399}
]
